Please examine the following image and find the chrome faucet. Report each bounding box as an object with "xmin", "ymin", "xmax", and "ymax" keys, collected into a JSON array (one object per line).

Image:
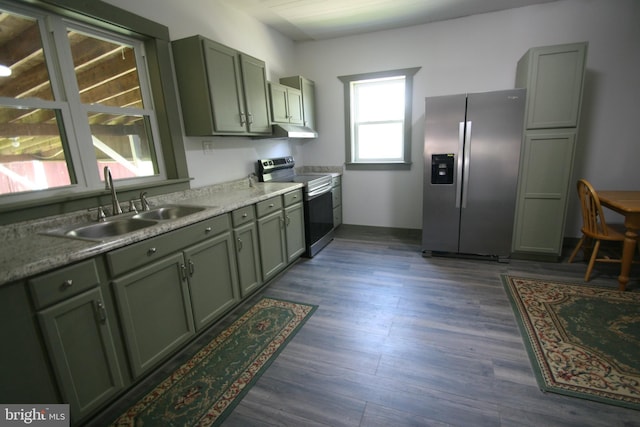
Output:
[
  {"xmin": 248, "ymin": 173, "xmax": 257, "ymax": 188},
  {"xmin": 139, "ymin": 191, "xmax": 151, "ymax": 211},
  {"xmin": 104, "ymin": 166, "xmax": 123, "ymax": 215}
]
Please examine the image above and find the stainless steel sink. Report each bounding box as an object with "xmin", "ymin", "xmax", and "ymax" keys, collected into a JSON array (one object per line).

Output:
[
  {"xmin": 134, "ymin": 205, "xmax": 207, "ymax": 221},
  {"xmin": 42, "ymin": 204, "xmax": 210, "ymax": 242}
]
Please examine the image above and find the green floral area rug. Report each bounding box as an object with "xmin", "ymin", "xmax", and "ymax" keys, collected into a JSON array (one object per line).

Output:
[
  {"xmin": 111, "ymin": 297, "xmax": 317, "ymax": 426},
  {"xmin": 502, "ymin": 275, "xmax": 640, "ymax": 410}
]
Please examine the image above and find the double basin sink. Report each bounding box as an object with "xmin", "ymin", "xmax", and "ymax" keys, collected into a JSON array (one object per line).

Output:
[{"xmin": 44, "ymin": 205, "xmax": 209, "ymax": 242}]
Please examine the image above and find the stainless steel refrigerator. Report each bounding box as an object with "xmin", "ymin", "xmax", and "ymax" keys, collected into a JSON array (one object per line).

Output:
[{"xmin": 421, "ymin": 89, "xmax": 525, "ymax": 260}]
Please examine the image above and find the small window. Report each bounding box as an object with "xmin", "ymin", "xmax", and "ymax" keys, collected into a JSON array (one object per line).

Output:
[{"xmin": 339, "ymin": 68, "xmax": 420, "ymax": 170}]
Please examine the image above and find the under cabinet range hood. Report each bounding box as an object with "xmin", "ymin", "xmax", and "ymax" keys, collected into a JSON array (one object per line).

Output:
[{"xmin": 270, "ymin": 123, "xmax": 318, "ymax": 139}]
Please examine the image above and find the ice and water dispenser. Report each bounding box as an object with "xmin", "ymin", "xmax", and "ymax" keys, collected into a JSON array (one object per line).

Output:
[{"xmin": 431, "ymin": 154, "xmax": 454, "ymax": 184}]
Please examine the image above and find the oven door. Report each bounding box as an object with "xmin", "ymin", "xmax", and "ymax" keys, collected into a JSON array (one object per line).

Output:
[{"xmin": 304, "ymin": 190, "xmax": 334, "ymax": 257}]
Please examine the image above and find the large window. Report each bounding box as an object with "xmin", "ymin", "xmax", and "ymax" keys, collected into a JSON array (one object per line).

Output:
[
  {"xmin": 339, "ymin": 68, "xmax": 420, "ymax": 170},
  {"xmin": 0, "ymin": 1, "xmax": 177, "ymax": 204}
]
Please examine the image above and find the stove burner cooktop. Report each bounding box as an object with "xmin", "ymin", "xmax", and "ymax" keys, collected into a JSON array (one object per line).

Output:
[{"xmin": 257, "ymin": 156, "xmax": 332, "ymax": 196}]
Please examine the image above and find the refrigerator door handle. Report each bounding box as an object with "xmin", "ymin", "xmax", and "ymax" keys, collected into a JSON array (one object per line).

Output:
[
  {"xmin": 462, "ymin": 121, "xmax": 472, "ymax": 208},
  {"xmin": 456, "ymin": 121, "xmax": 465, "ymax": 208}
]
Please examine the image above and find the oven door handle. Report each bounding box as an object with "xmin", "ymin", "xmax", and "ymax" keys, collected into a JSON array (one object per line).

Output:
[{"xmin": 306, "ymin": 183, "xmax": 333, "ymax": 200}]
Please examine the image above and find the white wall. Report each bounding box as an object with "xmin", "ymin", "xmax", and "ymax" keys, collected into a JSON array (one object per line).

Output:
[
  {"xmin": 103, "ymin": 0, "xmax": 640, "ymax": 238},
  {"xmin": 292, "ymin": 0, "xmax": 640, "ymax": 237},
  {"xmin": 103, "ymin": 0, "xmax": 302, "ymax": 187}
]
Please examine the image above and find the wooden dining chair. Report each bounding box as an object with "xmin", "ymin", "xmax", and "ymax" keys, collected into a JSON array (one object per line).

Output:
[{"xmin": 568, "ymin": 179, "xmax": 631, "ymax": 281}]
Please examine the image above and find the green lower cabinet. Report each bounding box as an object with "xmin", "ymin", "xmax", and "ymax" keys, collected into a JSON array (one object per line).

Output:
[
  {"xmin": 38, "ymin": 287, "xmax": 124, "ymax": 420},
  {"xmin": 257, "ymin": 210, "xmax": 287, "ymax": 282},
  {"xmin": 185, "ymin": 232, "xmax": 240, "ymax": 331},
  {"xmin": 112, "ymin": 253, "xmax": 196, "ymax": 378},
  {"xmin": 512, "ymin": 129, "xmax": 577, "ymax": 256},
  {"xmin": 285, "ymin": 202, "xmax": 305, "ymax": 262},
  {"xmin": 0, "ymin": 282, "xmax": 59, "ymax": 405},
  {"xmin": 234, "ymin": 221, "xmax": 263, "ymax": 297}
]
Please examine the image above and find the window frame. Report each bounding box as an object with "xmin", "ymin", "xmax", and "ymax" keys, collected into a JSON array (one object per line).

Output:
[
  {"xmin": 0, "ymin": 0, "xmax": 189, "ymax": 224},
  {"xmin": 339, "ymin": 67, "xmax": 420, "ymax": 171}
]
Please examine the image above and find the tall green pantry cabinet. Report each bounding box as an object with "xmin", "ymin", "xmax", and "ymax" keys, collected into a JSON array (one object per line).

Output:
[{"xmin": 512, "ymin": 42, "xmax": 588, "ymax": 259}]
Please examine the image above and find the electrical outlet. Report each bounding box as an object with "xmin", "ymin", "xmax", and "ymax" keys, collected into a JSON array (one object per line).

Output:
[{"xmin": 203, "ymin": 141, "xmax": 214, "ymax": 154}]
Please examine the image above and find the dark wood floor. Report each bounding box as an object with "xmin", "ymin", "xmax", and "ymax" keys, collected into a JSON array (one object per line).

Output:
[{"xmin": 90, "ymin": 225, "xmax": 639, "ymax": 427}]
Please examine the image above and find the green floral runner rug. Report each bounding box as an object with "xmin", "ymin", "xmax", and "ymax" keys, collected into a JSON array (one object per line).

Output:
[
  {"xmin": 502, "ymin": 275, "xmax": 640, "ymax": 410},
  {"xmin": 111, "ymin": 297, "xmax": 317, "ymax": 426}
]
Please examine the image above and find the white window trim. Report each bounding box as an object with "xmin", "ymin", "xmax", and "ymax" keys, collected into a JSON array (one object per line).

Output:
[{"xmin": 339, "ymin": 67, "xmax": 420, "ymax": 171}]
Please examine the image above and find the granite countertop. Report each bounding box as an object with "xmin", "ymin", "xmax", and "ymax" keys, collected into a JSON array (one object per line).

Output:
[{"xmin": 0, "ymin": 179, "xmax": 303, "ymax": 286}]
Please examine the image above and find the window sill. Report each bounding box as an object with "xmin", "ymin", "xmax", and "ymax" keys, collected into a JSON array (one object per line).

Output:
[
  {"xmin": 345, "ymin": 162, "xmax": 412, "ymax": 171},
  {"xmin": 0, "ymin": 178, "xmax": 192, "ymax": 225}
]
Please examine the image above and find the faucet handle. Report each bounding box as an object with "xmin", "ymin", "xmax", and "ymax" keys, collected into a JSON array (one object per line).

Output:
[
  {"xmin": 95, "ymin": 206, "xmax": 106, "ymax": 222},
  {"xmin": 128, "ymin": 200, "xmax": 138, "ymax": 213}
]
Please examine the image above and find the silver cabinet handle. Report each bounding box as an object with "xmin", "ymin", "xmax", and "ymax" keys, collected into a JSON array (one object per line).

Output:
[
  {"xmin": 242, "ymin": 213, "xmax": 248, "ymax": 218},
  {"xmin": 62, "ymin": 279, "xmax": 73, "ymax": 289},
  {"xmin": 188, "ymin": 260, "xmax": 195, "ymax": 277},
  {"xmin": 205, "ymin": 227, "xmax": 212, "ymax": 233},
  {"xmin": 96, "ymin": 300, "xmax": 107, "ymax": 324},
  {"xmin": 147, "ymin": 247, "xmax": 157, "ymax": 255},
  {"xmin": 237, "ymin": 237, "xmax": 243, "ymax": 251},
  {"xmin": 180, "ymin": 263, "xmax": 188, "ymax": 281}
]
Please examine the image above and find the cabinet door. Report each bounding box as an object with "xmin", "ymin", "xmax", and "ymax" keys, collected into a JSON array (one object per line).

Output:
[
  {"xmin": 234, "ymin": 222, "xmax": 263, "ymax": 297},
  {"xmin": 285, "ymin": 203, "xmax": 306, "ymax": 262},
  {"xmin": 240, "ymin": 54, "xmax": 271, "ymax": 134},
  {"xmin": 112, "ymin": 253, "xmax": 195, "ymax": 378},
  {"xmin": 184, "ymin": 233, "xmax": 240, "ymax": 331},
  {"xmin": 38, "ymin": 288, "xmax": 123, "ymax": 419},
  {"xmin": 518, "ymin": 43, "xmax": 587, "ymax": 129},
  {"xmin": 512, "ymin": 129, "xmax": 577, "ymax": 256},
  {"xmin": 257, "ymin": 210, "xmax": 287, "ymax": 282},
  {"xmin": 300, "ymin": 77, "xmax": 316, "ymax": 129},
  {"xmin": 286, "ymin": 88, "xmax": 304, "ymax": 125},
  {"xmin": 202, "ymin": 39, "xmax": 246, "ymax": 133},
  {"xmin": 269, "ymin": 83, "xmax": 290, "ymax": 123},
  {"xmin": 0, "ymin": 282, "xmax": 58, "ymax": 404}
]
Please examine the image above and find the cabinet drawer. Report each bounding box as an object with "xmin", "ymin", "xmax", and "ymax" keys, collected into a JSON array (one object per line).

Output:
[
  {"xmin": 178, "ymin": 214, "xmax": 230, "ymax": 245},
  {"xmin": 29, "ymin": 259, "xmax": 100, "ymax": 309},
  {"xmin": 107, "ymin": 214, "xmax": 231, "ymax": 276},
  {"xmin": 283, "ymin": 189, "xmax": 303, "ymax": 207},
  {"xmin": 232, "ymin": 205, "xmax": 255, "ymax": 227},
  {"xmin": 256, "ymin": 196, "xmax": 283, "ymax": 218}
]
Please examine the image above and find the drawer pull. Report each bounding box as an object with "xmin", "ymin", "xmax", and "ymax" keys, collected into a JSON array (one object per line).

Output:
[
  {"xmin": 188, "ymin": 260, "xmax": 195, "ymax": 277},
  {"xmin": 205, "ymin": 227, "xmax": 212, "ymax": 233},
  {"xmin": 242, "ymin": 213, "xmax": 248, "ymax": 218},
  {"xmin": 147, "ymin": 247, "xmax": 157, "ymax": 255},
  {"xmin": 269, "ymin": 203, "xmax": 275, "ymax": 208},
  {"xmin": 237, "ymin": 237, "xmax": 243, "ymax": 251},
  {"xmin": 62, "ymin": 279, "xmax": 73, "ymax": 289}
]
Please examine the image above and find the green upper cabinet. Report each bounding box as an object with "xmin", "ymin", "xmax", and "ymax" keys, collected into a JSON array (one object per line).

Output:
[
  {"xmin": 269, "ymin": 82, "xmax": 303, "ymax": 125},
  {"xmin": 172, "ymin": 35, "xmax": 271, "ymax": 136},
  {"xmin": 280, "ymin": 75, "xmax": 317, "ymax": 130},
  {"xmin": 516, "ymin": 42, "xmax": 587, "ymax": 129}
]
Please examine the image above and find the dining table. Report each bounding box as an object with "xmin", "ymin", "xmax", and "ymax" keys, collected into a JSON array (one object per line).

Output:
[{"xmin": 597, "ymin": 190, "xmax": 640, "ymax": 291}]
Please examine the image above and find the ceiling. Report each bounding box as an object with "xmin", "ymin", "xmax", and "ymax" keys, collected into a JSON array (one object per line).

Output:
[{"xmin": 221, "ymin": 0, "xmax": 559, "ymax": 41}]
